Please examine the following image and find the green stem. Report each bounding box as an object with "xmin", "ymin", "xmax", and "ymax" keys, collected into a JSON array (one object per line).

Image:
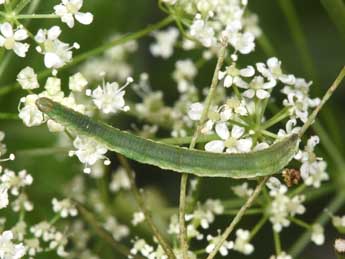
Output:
[
  {"xmin": 16, "ymin": 13, "xmax": 59, "ymax": 19},
  {"xmin": 206, "ymin": 176, "xmax": 268, "ymax": 259},
  {"xmin": 290, "ymin": 217, "xmax": 311, "ymax": 229},
  {"xmin": 179, "ymin": 42, "xmax": 228, "ymax": 259},
  {"xmin": 289, "ymin": 191, "xmax": 345, "ymax": 257},
  {"xmin": 299, "ymin": 66, "xmax": 345, "ymax": 137},
  {"xmin": 223, "ymin": 208, "xmax": 262, "ymax": 216},
  {"xmin": 250, "ymin": 215, "xmax": 268, "ymax": 240},
  {"xmin": 0, "ymin": 112, "xmax": 19, "ymax": 120},
  {"xmin": 260, "ymin": 107, "xmax": 290, "ymax": 130},
  {"xmin": 117, "ymin": 155, "xmax": 176, "ymax": 259},
  {"xmin": 0, "ymin": 15, "xmax": 174, "ymax": 97},
  {"xmin": 273, "ymin": 230, "xmax": 282, "ymax": 255},
  {"xmin": 76, "ymin": 202, "xmax": 145, "ymax": 259}
]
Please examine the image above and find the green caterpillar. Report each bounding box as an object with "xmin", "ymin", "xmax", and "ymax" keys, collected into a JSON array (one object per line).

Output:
[{"xmin": 36, "ymin": 97, "xmax": 299, "ymax": 179}]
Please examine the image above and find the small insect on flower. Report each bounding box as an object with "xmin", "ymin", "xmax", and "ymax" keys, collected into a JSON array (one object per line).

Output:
[{"xmin": 282, "ymin": 168, "xmax": 302, "ymax": 187}]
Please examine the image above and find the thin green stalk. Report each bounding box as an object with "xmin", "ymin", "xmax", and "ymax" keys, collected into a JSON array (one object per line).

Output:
[
  {"xmin": 250, "ymin": 215, "xmax": 269, "ymax": 240},
  {"xmin": 289, "ymin": 191, "xmax": 345, "ymax": 257},
  {"xmin": 321, "ymin": 0, "xmax": 345, "ymax": 42},
  {"xmin": 273, "ymin": 230, "xmax": 282, "ymax": 255},
  {"xmin": 206, "ymin": 176, "xmax": 268, "ymax": 259},
  {"xmin": 16, "ymin": 14, "xmax": 59, "ymax": 19},
  {"xmin": 179, "ymin": 42, "xmax": 228, "ymax": 259},
  {"xmin": 223, "ymin": 208, "xmax": 263, "ymax": 216},
  {"xmin": 260, "ymin": 107, "xmax": 290, "ymax": 130},
  {"xmin": 299, "ymin": 66, "xmax": 345, "ymax": 137},
  {"xmin": 277, "ymin": 0, "xmax": 316, "ymax": 80},
  {"xmin": 117, "ymin": 155, "xmax": 176, "ymax": 259},
  {"xmin": 0, "ymin": 112, "xmax": 19, "ymax": 120},
  {"xmin": 76, "ymin": 202, "xmax": 145, "ymax": 259},
  {"xmin": 0, "ymin": 15, "xmax": 174, "ymax": 96},
  {"xmin": 290, "ymin": 217, "xmax": 311, "ymax": 229}
]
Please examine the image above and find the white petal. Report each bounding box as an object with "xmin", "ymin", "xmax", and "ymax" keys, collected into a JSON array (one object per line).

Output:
[
  {"xmin": 215, "ymin": 122, "xmax": 230, "ymax": 140},
  {"xmin": 240, "ymin": 66, "xmax": 255, "ymax": 77},
  {"xmin": 218, "ymin": 70, "xmax": 226, "ymax": 80},
  {"xmin": 14, "ymin": 29, "xmax": 28, "ymax": 41},
  {"xmin": 224, "ymin": 75, "xmax": 233, "ymax": 87},
  {"xmin": 48, "ymin": 26, "xmax": 61, "ymax": 40},
  {"xmin": 1, "ymin": 22, "xmax": 13, "ymax": 38},
  {"xmin": 267, "ymin": 57, "xmax": 280, "ymax": 69},
  {"xmin": 233, "ymin": 77, "xmax": 248, "ymax": 89},
  {"xmin": 236, "ymin": 138, "xmax": 253, "ymax": 153},
  {"xmin": 13, "ymin": 42, "xmax": 29, "ymax": 57},
  {"xmin": 262, "ymin": 79, "xmax": 277, "ymax": 89},
  {"xmin": 256, "ymin": 89, "xmax": 270, "ymax": 99},
  {"xmin": 279, "ymin": 74, "xmax": 296, "ymax": 85},
  {"xmin": 243, "ymin": 89, "xmax": 255, "ymax": 99},
  {"xmin": 205, "ymin": 140, "xmax": 225, "ymax": 153},
  {"xmin": 44, "ymin": 52, "xmax": 62, "ymax": 68},
  {"xmin": 75, "ymin": 12, "xmax": 93, "ymax": 25},
  {"xmin": 231, "ymin": 125, "xmax": 245, "ymax": 139}
]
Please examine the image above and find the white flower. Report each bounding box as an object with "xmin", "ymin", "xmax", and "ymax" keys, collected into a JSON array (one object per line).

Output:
[
  {"xmin": 205, "ymin": 124, "xmax": 252, "ymax": 153},
  {"xmin": 239, "ymin": 76, "xmax": 276, "ymax": 99},
  {"xmin": 311, "ymin": 224, "xmax": 325, "ymax": 245},
  {"xmin": 303, "ymin": 160, "xmax": 329, "ymax": 188},
  {"xmin": 132, "ymin": 211, "xmax": 145, "ymax": 226},
  {"xmin": 130, "ymin": 239, "xmax": 154, "ymax": 257},
  {"xmin": 218, "ymin": 64, "xmax": 255, "ymax": 88},
  {"xmin": 52, "ymin": 198, "xmax": 77, "ymax": 218},
  {"xmin": 150, "ymin": 27, "xmax": 179, "ymax": 59},
  {"xmin": 277, "ymin": 119, "xmax": 301, "ymax": 138},
  {"xmin": 335, "ymin": 239, "xmax": 345, "ymax": 254},
  {"xmin": 232, "ymin": 182, "xmax": 253, "ymax": 198},
  {"xmin": 17, "ymin": 67, "xmax": 39, "ymax": 90},
  {"xmin": 173, "ymin": 59, "xmax": 197, "ymax": 92},
  {"xmin": 19, "ymin": 94, "xmax": 45, "ymax": 127},
  {"xmin": 189, "ymin": 14, "xmax": 216, "ymax": 48},
  {"xmin": 88, "ymin": 78, "xmax": 132, "ymax": 114},
  {"xmin": 35, "ymin": 26, "xmax": 77, "ymax": 69},
  {"xmin": 185, "ymin": 199, "xmax": 223, "ymax": 230},
  {"xmin": 0, "ymin": 231, "xmax": 26, "ymax": 259},
  {"xmin": 103, "ymin": 217, "xmax": 129, "ymax": 241},
  {"xmin": 188, "ymin": 102, "xmax": 204, "ymax": 121},
  {"xmin": 109, "ymin": 167, "xmax": 130, "ymax": 192},
  {"xmin": 206, "ymin": 234, "xmax": 233, "ymax": 256},
  {"xmin": 0, "ymin": 185, "xmax": 9, "ymax": 209},
  {"xmin": 1, "ymin": 169, "xmax": 33, "ymax": 196},
  {"xmin": 233, "ymin": 229, "xmax": 254, "ymax": 255},
  {"xmin": 0, "ymin": 23, "xmax": 29, "ymax": 57},
  {"xmin": 220, "ymin": 97, "xmax": 248, "ymax": 119},
  {"xmin": 69, "ymin": 72, "xmax": 88, "ymax": 92},
  {"xmin": 69, "ymin": 136, "xmax": 109, "ymax": 173},
  {"xmin": 54, "ymin": 0, "xmax": 93, "ymax": 28},
  {"xmin": 228, "ymin": 32, "xmax": 255, "ymax": 54},
  {"xmin": 257, "ymin": 57, "xmax": 295, "ymax": 84}
]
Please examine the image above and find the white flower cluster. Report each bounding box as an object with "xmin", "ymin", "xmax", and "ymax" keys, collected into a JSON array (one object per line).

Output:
[
  {"xmin": 295, "ymin": 136, "xmax": 329, "ymax": 188},
  {"xmin": 266, "ymin": 177, "xmax": 306, "ymax": 232},
  {"xmin": 17, "ymin": 67, "xmax": 133, "ymax": 174},
  {"xmin": 0, "ymin": 0, "xmax": 93, "ymax": 68}
]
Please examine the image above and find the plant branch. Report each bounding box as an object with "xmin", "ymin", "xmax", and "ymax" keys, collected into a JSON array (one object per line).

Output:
[
  {"xmin": 299, "ymin": 66, "xmax": 345, "ymax": 137},
  {"xmin": 206, "ymin": 176, "xmax": 268, "ymax": 259},
  {"xmin": 117, "ymin": 154, "xmax": 177, "ymax": 259},
  {"xmin": 179, "ymin": 42, "xmax": 228, "ymax": 259},
  {"xmin": 76, "ymin": 202, "xmax": 145, "ymax": 259}
]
